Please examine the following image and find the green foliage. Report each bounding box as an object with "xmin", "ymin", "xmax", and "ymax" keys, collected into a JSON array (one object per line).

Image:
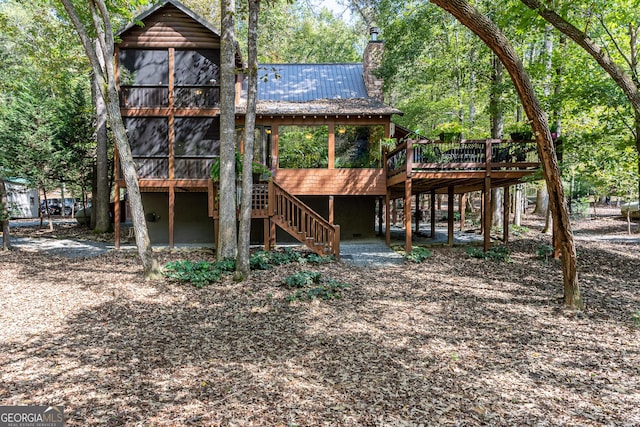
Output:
[
  {"xmin": 213, "ymin": 257, "xmax": 236, "ymax": 272},
  {"xmin": 164, "ymin": 260, "xmax": 222, "ymax": 288},
  {"xmin": 536, "ymin": 244, "xmax": 555, "ymax": 263},
  {"xmin": 466, "ymin": 245, "xmax": 512, "ymax": 262},
  {"xmin": 281, "ymin": 270, "xmax": 322, "ymax": 288},
  {"xmin": 505, "ymin": 121, "xmax": 531, "ymax": 133},
  {"xmin": 633, "ymin": 311, "xmax": 640, "ymax": 328},
  {"xmin": 277, "ymin": 126, "xmax": 329, "ymax": 168},
  {"xmin": 404, "ymin": 246, "xmax": 432, "ymax": 263}
]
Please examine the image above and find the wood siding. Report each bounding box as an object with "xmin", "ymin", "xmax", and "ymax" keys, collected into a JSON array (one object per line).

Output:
[
  {"xmin": 118, "ymin": 5, "xmax": 220, "ymax": 49},
  {"xmin": 274, "ymin": 169, "xmax": 386, "ymax": 196}
]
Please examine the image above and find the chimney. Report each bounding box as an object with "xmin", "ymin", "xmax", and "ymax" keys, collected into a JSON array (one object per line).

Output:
[{"xmin": 363, "ymin": 27, "xmax": 384, "ymax": 101}]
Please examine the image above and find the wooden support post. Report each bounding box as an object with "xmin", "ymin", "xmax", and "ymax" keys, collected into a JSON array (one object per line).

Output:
[
  {"xmin": 414, "ymin": 193, "xmax": 420, "ymax": 233},
  {"xmin": 503, "ymin": 185, "xmax": 510, "ymax": 244},
  {"xmin": 263, "ymin": 218, "xmax": 270, "ymax": 250},
  {"xmin": 448, "ymin": 185, "xmax": 454, "ymax": 246},
  {"xmin": 329, "ymin": 195, "xmax": 334, "ymax": 224},
  {"xmin": 385, "ymin": 190, "xmax": 391, "ymax": 246},
  {"xmin": 377, "ymin": 197, "xmax": 383, "ymax": 236},
  {"xmin": 114, "ymin": 183, "xmax": 121, "ymax": 250},
  {"xmin": 168, "ymin": 186, "xmax": 175, "ymax": 249},
  {"xmin": 213, "ymin": 219, "xmax": 219, "ymax": 252},
  {"xmin": 483, "ymin": 177, "xmax": 492, "ymax": 251},
  {"xmin": 460, "ymin": 193, "xmax": 466, "ymax": 231},
  {"xmin": 404, "ymin": 178, "xmax": 412, "ymax": 252},
  {"xmin": 430, "ymin": 189, "xmax": 436, "ymax": 239}
]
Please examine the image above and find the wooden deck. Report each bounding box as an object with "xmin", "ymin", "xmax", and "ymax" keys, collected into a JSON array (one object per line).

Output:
[{"xmin": 384, "ymin": 138, "xmax": 540, "ymax": 252}]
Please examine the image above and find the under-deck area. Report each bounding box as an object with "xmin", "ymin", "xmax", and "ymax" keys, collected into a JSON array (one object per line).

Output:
[{"xmin": 384, "ymin": 138, "xmax": 540, "ymax": 251}]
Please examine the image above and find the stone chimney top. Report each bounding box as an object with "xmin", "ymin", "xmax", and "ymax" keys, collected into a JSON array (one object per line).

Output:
[{"xmin": 363, "ymin": 27, "xmax": 384, "ymax": 101}]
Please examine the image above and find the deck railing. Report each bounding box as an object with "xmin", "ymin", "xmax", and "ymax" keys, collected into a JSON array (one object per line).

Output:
[
  {"xmin": 386, "ymin": 138, "xmax": 539, "ymax": 177},
  {"xmin": 119, "ymin": 85, "xmax": 221, "ymax": 108}
]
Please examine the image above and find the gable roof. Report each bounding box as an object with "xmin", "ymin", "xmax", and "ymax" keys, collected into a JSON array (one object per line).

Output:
[
  {"xmin": 117, "ymin": 0, "xmax": 220, "ymax": 40},
  {"xmin": 238, "ymin": 63, "xmax": 402, "ymax": 116}
]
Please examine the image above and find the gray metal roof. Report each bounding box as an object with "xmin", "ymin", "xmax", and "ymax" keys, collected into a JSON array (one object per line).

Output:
[{"xmin": 255, "ymin": 63, "xmax": 368, "ymax": 102}]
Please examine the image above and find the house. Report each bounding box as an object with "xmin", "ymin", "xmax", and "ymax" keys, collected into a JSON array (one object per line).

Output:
[
  {"xmin": 114, "ymin": 0, "xmax": 540, "ymax": 255},
  {"xmin": 5, "ymin": 178, "xmax": 39, "ymax": 219}
]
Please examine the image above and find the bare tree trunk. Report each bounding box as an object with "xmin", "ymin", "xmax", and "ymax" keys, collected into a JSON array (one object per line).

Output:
[
  {"xmin": 60, "ymin": 0, "xmax": 161, "ymax": 279},
  {"xmin": 91, "ymin": 71, "xmax": 111, "ymax": 233},
  {"xmin": 535, "ymin": 185, "xmax": 549, "ymax": 215},
  {"xmin": 42, "ymin": 189, "xmax": 53, "ymax": 231},
  {"xmin": 490, "ymin": 53, "xmax": 504, "ymax": 138},
  {"xmin": 515, "ymin": 185, "xmax": 523, "ymax": 226},
  {"xmin": 218, "ymin": 0, "xmax": 238, "ymax": 260},
  {"xmin": 0, "ymin": 178, "xmax": 12, "ymax": 251},
  {"xmin": 491, "ymin": 188, "xmax": 503, "ymax": 227},
  {"xmin": 236, "ymin": 0, "xmax": 260, "ymax": 279},
  {"xmin": 431, "ymin": 0, "xmax": 583, "ymax": 309}
]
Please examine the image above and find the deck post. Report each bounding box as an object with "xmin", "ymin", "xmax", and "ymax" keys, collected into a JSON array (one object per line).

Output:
[
  {"xmin": 263, "ymin": 218, "xmax": 270, "ymax": 250},
  {"xmin": 404, "ymin": 178, "xmax": 412, "ymax": 252},
  {"xmin": 114, "ymin": 182, "xmax": 120, "ymax": 250},
  {"xmin": 484, "ymin": 139, "xmax": 492, "ymax": 251},
  {"xmin": 503, "ymin": 185, "xmax": 510, "ymax": 244},
  {"xmin": 329, "ymin": 195, "xmax": 334, "ymax": 224},
  {"xmin": 460, "ymin": 193, "xmax": 466, "ymax": 231},
  {"xmin": 430, "ymin": 189, "xmax": 436, "ymax": 238},
  {"xmin": 448, "ymin": 185, "xmax": 454, "ymax": 246},
  {"xmin": 385, "ymin": 190, "xmax": 391, "ymax": 246},
  {"xmin": 168, "ymin": 185, "xmax": 175, "ymax": 249}
]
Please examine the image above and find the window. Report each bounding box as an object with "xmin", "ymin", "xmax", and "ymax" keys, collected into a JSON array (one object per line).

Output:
[
  {"xmin": 278, "ymin": 126, "xmax": 328, "ymax": 169},
  {"xmin": 174, "ymin": 118, "xmax": 220, "ymax": 157},
  {"xmin": 334, "ymin": 125, "xmax": 385, "ymax": 168},
  {"xmin": 174, "ymin": 50, "xmax": 220, "ymax": 85}
]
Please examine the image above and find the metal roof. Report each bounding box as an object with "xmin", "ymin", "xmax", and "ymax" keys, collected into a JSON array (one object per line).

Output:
[{"xmin": 255, "ymin": 63, "xmax": 368, "ymax": 102}]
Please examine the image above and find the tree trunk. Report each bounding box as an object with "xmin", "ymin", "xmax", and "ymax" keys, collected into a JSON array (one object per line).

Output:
[
  {"xmin": 431, "ymin": 0, "xmax": 583, "ymax": 309},
  {"xmin": 491, "ymin": 188, "xmax": 503, "ymax": 227},
  {"xmin": 92, "ymin": 71, "xmax": 111, "ymax": 233},
  {"xmin": 236, "ymin": 0, "xmax": 260, "ymax": 279},
  {"xmin": 60, "ymin": 0, "xmax": 161, "ymax": 279},
  {"xmin": 490, "ymin": 53, "xmax": 504, "ymax": 138},
  {"xmin": 535, "ymin": 185, "xmax": 549, "ymax": 215},
  {"xmin": 218, "ymin": 0, "xmax": 238, "ymax": 260},
  {"xmin": 514, "ymin": 185, "xmax": 523, "ymax": 226},
  {"xmin": 0, "ymin": 178, "xmax": 12, "ymax": 251}
]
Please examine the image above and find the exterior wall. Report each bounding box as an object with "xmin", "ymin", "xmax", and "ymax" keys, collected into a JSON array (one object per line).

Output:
[
  {"xmin": 142, "ymin": 192, "xmax": 214, "ymax": 244},
  {"xmin": 6, "ymin": 181, "xmax": 39, "ymax": 218},
  {"xmin": 275, "ymin": 195, "xmax": 376, "ymax": 242},
  {"xmin": 274, "ymin": 169, "xmax": 386, "ymax": 196},
  {"xmin": 118, "ymin": 4, "xmax": 220, "ymax": 49}
]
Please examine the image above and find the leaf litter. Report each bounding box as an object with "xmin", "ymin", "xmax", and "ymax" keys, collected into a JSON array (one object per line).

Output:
[{"xmin": 0, "ymin": 210, "xmax": 639, "ymax": 425}]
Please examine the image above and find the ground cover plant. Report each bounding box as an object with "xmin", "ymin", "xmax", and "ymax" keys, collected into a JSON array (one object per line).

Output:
[{"xmin": 1, "ymin": 211, "xmax": 639, "ymax": 425}]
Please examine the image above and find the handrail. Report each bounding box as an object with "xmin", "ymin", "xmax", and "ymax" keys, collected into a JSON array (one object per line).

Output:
[
  {"xmin": 386, "ymin": 138, "xmax": 539, "ymax": 177},
  {"xmin": 270, "ymin": 181, "xmax": 340, "ymax": 258}
]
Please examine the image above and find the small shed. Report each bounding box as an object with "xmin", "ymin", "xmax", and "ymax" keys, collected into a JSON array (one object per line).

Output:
[{"xmin": 5, "ymin": 178, "xmax": 39, "ymax": 218}]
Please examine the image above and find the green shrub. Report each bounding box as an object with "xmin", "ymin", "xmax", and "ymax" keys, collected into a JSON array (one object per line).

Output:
[
  {"xmin": 466, "ymin": 245, "xmax": 511, "ymax": 262},
  {"xmin": 281, "ymin": 271, "xmax": 322, "ymax": 288},
  {"xmin": 404, "ymin": 246, "xmax": 432, "ymax": 263},
  {"xmin": 213, "ymin": 258, "xmax": 236, "ymax": 272},
  {"xmin": 633, "ymin": 310, "xmax": 640, "ymax": 328},
  {"xmin": 536, "ymin": 244, "xmax": 554, "ymax": 263},
  {"xmin": 287, "ymin": 279, "xmax": 351, "ymax": 302},
  {"xmin": 164, "ymin": 260, "xmax": 221, "ymax": 288},
  {"xmin": 249, "ymin": 251, "xmax": 272, "ymax": 270}
]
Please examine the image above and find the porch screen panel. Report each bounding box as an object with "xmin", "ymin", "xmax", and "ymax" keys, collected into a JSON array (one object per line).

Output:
[
  {"xmin": 278, "ymin": 125, "xmax": 329, "ymax": 169},
  {"xmin": 124, "ymin": 117, "xmax": 169, "ymax": 179},
  {"xmin": 119, "ymin": 49, "xmax": 169, "ymax": 108},
  {"xmin": 174, "ymin": 117, "xmax": 220, "ymax": 178},
  {"xmin": 174, "ymin": 50, "xmax": 220, "ymax": 108},
  {"xmin": 334, "ymin": 125, "xmax": 385, "ymax": 168}
]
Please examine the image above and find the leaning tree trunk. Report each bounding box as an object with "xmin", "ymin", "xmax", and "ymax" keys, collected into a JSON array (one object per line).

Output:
[
  {"xmin": 60, "ymin": 0, "xmax": 161, "ymax": 279},
  {"xmin": 0, "ymin": 178, "xmax": 12, "ymax": 251},
  {"xmin": 236, "ymin": 0, "xmax": 260, "ymax": 279},
  {"xmin": 431, "ymin": 0, "xmax": 583, "ymax": 309},
  {"xmin": 218, "ymin": 0, "xmax": 238, "ymax": 260}
]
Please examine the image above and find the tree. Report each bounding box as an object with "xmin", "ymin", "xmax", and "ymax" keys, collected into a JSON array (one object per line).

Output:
[
  {"xmin": 236, "ymin": 0, "xmax": 260, "ymax": 278},
  {"xmin": 430, "ymin": 0, "xmax": 583, "ymax": 309},
  {"xmin": 0, "ymin": 178, "xmax": 10, "ymax": 251},
  {"xmin": 59, "ymin": 0, "xmax": 162, "ymax": 278},
  {"xmin": 520, "ymin": 0, "xmax": 640, "ymax": 210},
  {"xmin": 218, "ymin": 0, "xmax": 239, "ymax": 260}
]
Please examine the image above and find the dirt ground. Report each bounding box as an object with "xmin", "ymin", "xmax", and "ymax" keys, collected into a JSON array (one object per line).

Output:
[{"xmin": 1, "ymin": 210, "xmax": 639, "ymax": 426}]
